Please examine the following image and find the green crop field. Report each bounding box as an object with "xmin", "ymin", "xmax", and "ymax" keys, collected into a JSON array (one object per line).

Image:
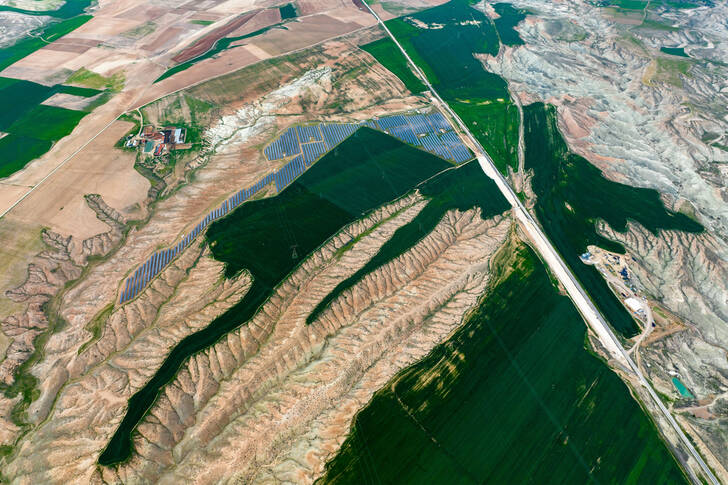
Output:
[
  {"xmin": 361, "ymin": 37, "xmax": 426, "ymax": 93},
  {"xmin": 0, "ymin": 77, "xmax": 100, "ymax": 179},
  {"xmin": 492, "ymin": 3, "xmax": 527, "ymax": 46},
  {"xmin": 321, "ymin": 245, "xmax": 688, "ymax": 484},
  {"xmin": 523, "ymin": 102, "xmax": 702, "ymax": 337},
  {"xmin": 9, "ymin": 105, "xmax": 86, "ymax": 141},
  {"xmin": 0, "ymin": 135, "xmax": 52, "ymax": 179}
]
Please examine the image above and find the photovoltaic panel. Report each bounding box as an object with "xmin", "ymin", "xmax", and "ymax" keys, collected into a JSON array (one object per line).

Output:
[
  {"xmin": 377, "ymin": 115, "xmax": 407, "ymax": 130},
  {"xmin": 296, "ymin": 125, "xmax": 322, "ymax": 143},
  {"xmin": 406, "ymin": 114, "xmax": 432, "ymax": 136},
  {"xmin": 388, "ymin": 125, "xmax": 419, "ymax": 146},
  {"xmin": 439, "ymin": 131, "xmax": 460, "ymax": 145},
  {"xmin": 420, "ymin": 133, "xmax": 441, "ymax": 152},
  {"xmin": 433, "ymin": 145, "xmax": 453, "ymax": 161},
  {"xmin": 427, "ymin": 112, "xmax": 450, "ymax": 132},
  {"xmin": 280, "ymin": 127, "xmax": 301, "ymax": 156},
  {"xmin": 302, "ymin": 141, "xmax": 327, "ymax": 166},
  {"xmin": 449, "ymin": 144, "xmax": 472, "ymax": 163},
  {"xmin": 120, "ymin": 112, "xmax": 466, "ymax": 304}
]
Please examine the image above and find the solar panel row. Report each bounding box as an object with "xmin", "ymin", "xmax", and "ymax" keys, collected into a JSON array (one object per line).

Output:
[
  {"xmin": 405, "ymin": 114, "xmax": 432, "ymax": 136},
  {"xmin": 274, "ymin": 154, "xmax": 306, "ymax": 192},
  {"xmin": 264, "ymin": 127, "xmax": 302, "ymax": 161},
  {"xmin": 321, "ymin": 123, "xmax": 358, "ymax": 149},
  {"xmin": 427, "ymin": 112, "xmax": 451, "ymax": 132},
  {"xmin": 388, "ymin": 125, "xmax": 420, "ymax": 146},
  {"xmin": 119, "ymin": 172, "xmax": 277, "ymax": 303},
  {"xmin": 377, "ymin": 115, "xmax": 408, "ymax": 130},
  {"xmin": 301, "ymin": 141, "xmax": 327, "ymax": 166},
  {"xmin": 296, "ymin": 125, "xmax": 322, "ymax": 143}
]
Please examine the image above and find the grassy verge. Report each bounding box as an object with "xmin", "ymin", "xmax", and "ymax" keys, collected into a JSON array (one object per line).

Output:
[{"xmin": 361, "ymin": 37, "xmax": 426, "ymax": 93}]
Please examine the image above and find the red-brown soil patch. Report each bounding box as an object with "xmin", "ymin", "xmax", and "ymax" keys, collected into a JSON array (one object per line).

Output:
[{"xmin": 172, "ymin": 10, "xmax": 260, "ymax": 64}]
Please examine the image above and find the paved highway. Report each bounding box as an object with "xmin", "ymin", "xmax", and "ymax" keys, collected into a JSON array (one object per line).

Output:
[{"xmin": 361, "ymin": 3, "xmax": 719, "ymax": 484}]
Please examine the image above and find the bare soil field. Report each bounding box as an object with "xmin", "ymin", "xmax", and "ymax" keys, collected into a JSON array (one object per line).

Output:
[
  {"xmin": 6, "ymin": 120, "xmax": 147, "ymax": 240},
  {"xmin": 227, "ymin": 7, "xmax": 280, "ymax": 37}
]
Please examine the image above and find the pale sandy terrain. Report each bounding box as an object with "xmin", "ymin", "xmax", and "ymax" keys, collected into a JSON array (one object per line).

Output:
[{"xmin": 2, "ymin": 191, "xmax": 510, "ymax": 483}]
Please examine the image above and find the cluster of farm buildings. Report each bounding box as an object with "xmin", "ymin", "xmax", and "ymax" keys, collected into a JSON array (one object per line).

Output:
[{"xmin": 125, "ymin": 125, "xmax": 190, "ymax": 156}]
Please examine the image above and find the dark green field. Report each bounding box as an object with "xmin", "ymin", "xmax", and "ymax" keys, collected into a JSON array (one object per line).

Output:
[
  {"xmin": 279, "ymin": 3, "xmax": 297, "ymax": 19},
  {"xmin": 321, "ymin": 245, "xmax": 687, "ymax": 484},
  {"xmin": 307, "ymin": 160, "xmax": 510, "ymax": 324},
  {"xmin": 380, "ymin": 1, "xmax": 519, "ymax": 173},
  {"xmin": 660, "ymin": 46, "xmax": 689, "ymax": 57},
  {"xmin": 492, "ymin": 3, "xmax": 527, "ymax": 46},
  {"xmin": 99, "ymin": 128, "xmax": 473, "ymax": 466},
  {"xmin": 8, "ymin": 105, "xmax": 87, "ymax": 141},
  {"xmin": 523, "ymin": 103, "xmax": 702, "ymax": 337},
  {"xmin": 361, "ymin": 38, "xmax": 426, "ymax": 93},
  {"xmin": 0, "ymin": 135, "xmax": 52, "ymax": 179},
  {"xmin": 0, "ymin": 77, "xmax": 100, "ymax": 179}
]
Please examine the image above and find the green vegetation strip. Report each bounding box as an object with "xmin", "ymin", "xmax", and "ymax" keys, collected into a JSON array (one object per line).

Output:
[
  {"xmin": 307, "ymin": 160, "xmax": 510, "ymax": 324},
  {"xmin": 320, "ymin": 245, "xmax": 688, "ymax": 484},
  {"xmin": 361, "ymin": 37, "xmax": 426, "ymax": 93},
  {"xmin": 378, "ymin": 0, "xmax": 519, "ymax": 173},
  {"xmin": 98, "ymin": 128, "xmax": 470, "ymax": 466},
  {"xmin": 523, "ymin": 102, "xmax": 702, "ymax": 337}
]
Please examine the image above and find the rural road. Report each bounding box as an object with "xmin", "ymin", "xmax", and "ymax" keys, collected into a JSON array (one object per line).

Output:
[{"xmin": 360, "ymin": 2, "xmax": 719, "ymax": 484}]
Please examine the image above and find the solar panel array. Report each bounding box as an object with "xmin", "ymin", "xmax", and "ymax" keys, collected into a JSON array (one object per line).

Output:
[
  {"xmin": 265, "ymin": 112, "xmax": 472, "ymax": 166},
  {"xmin": 119, "ymin": 172, "xmax": 276, "ymax": 304},
  {"xmin": 119, "ymin": 112, "xmax": 472, "ymax": 304},
  {"xmin": 264, "ymin": 126, "xmax": 302, "ymax": 160}
]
